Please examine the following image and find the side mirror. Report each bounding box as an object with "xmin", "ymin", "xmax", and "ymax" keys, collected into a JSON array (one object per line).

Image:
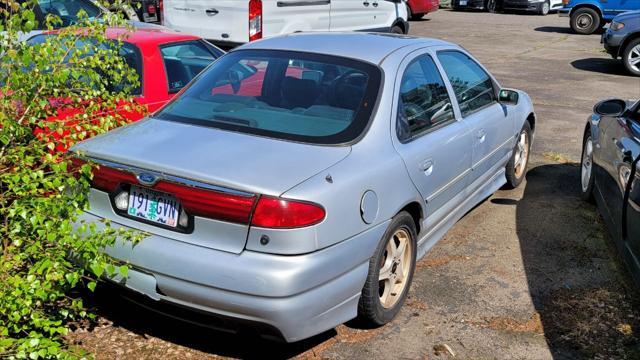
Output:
[
  {"xmin": 498, "ymin": 89, "xmax": 519, "ymax": 106},
  {"xmin": 594, "ymin": 99, "xmax": 627, "ymax": 117}
]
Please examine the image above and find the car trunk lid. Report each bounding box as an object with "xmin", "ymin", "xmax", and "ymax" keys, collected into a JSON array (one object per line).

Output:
[{"xmin": 72, "ymin": 118, "xmax": 350, "ymax": 253}]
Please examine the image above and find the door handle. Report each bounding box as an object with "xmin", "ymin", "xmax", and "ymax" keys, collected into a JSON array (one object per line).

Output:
[
  {"xmin": 363, "ymin": 1, "xmax": 370, "ymax": 6},
  {"xmin": 205, "ymin": 8, "xmax": 219, "ymax": 15},
  {"xmin": 616, "ymin": 140, "xmax": 634, "ymax": 162},
  {"xmin": 477, "ymin": 129, "xmax": 486, "ymax": 143},
  {"xmin": 420, "ymin": 160, "xmax": 434, "ymax": 176}
]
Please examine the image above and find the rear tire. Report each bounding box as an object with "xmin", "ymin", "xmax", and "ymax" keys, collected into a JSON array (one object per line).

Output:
[
  {"xmin": 622, "ymin": 38, "xmax": 640, "ymax": 76},
  {"xmin": 391, "ymin": 25, "xmax": 404, "ymax": 34},
  {"xmin": 357, "ymin": 212, "xmax": 417, "ymax": 326},
  {"xmin": 538, "ymin": 1, "xmax": 550, "ymax": 15},
  {"xmin": 570, "ymin": 7, "xmax": 601, "ymax": 35},
  {"xmin": 505, "ymin": 121, "xmax": 532, "ymax": 189}
]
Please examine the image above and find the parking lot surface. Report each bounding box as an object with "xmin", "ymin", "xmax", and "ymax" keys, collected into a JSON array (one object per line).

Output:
[{"xmin": 69, "ymin": 9, "xmax": 640, "ymax": 359}]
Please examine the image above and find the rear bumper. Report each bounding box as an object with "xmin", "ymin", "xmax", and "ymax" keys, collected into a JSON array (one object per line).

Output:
[{"xmin": 78, "ymin": 211, "xmax": 389, "ymax": 342}]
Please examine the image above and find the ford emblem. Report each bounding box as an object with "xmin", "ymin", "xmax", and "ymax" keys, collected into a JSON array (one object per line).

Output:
[{"xmin": 137, "ymin": 172, "xmax": 158, "ymax": 186}]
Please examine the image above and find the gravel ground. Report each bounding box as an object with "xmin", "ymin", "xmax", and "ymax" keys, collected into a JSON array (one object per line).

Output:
[{"xmin": 68, "ymin": 9, "xmax": 640, "ymax": 359}]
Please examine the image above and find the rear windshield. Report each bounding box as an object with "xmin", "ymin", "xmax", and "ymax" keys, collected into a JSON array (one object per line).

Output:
[{"xmin": 155, "ymin": 50, "xmax": 382, "ymax": 145}]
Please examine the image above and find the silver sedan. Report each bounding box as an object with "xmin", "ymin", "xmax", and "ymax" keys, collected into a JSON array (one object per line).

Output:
[{"xmin": 73, "ymin": 32, "xmax": 536, "ymax": 342}]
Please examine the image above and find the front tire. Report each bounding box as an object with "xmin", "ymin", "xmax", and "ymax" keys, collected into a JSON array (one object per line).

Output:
[
  {"xmin": 570, "ymin": 7, "xmax": 601, "ymax": 35},
  {"xmin": 622, "ymin": 38, "xmax": 640, "ymax": 76},
  {"xmin": 357, "ymin": 212, "xmax": 417, "ymax": 326},
  {"xmin": 580, "ymin": 132, "xmax": 595, "ymax": 202},
  {"xmin": 505, "ymin": 122, "xmax": 532, "ymax": 189}
]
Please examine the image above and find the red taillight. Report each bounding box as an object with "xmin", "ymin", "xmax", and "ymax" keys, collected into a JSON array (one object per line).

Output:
[
  {"xmin": 90, "ymin": 165, "xmax": 256, "ymax": 224},
  {"xmin": 147, "ymin": 4, "xmax": 156, "ymax": 14},
  {"xmin": 154, "ymin": 182, "xmax": 255, "ymax": 223},
  {"xmin": 251, "ymin": 196, "xmax": 325, "ymax": 228},
  {"xmin": 249, "ymin": 0, "xmax": 262, "ymax": 42},
  {"xmin": 84, "ymin": 163, "xmax": 324, "ymax": 228}
]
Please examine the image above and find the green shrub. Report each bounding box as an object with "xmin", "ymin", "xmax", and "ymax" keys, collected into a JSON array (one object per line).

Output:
[{"xmin": 0, "ymin": 1, "xmax": 145, "ymax": 357}]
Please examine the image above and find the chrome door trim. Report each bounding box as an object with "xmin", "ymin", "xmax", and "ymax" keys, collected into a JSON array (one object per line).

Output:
[{"xmin": 426, "ymin": 168, "xmax": 472, "ymax": 202}]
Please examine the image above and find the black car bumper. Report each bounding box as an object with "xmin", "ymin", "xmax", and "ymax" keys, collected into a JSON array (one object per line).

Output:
[
  {"xmin": 502, "ymin": 0, "xmax": 543, "ymax": 12},
  {"xmin": 452, "ymin": 0, "xmax": 486, "ymax": 10}
]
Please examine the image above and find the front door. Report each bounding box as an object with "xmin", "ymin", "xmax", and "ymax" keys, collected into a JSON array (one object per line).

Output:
[
  {"xmin": 391, "ymin": 50, "xmax": 473, "ymax": 231},
  {"xmin": 436, "ymin": 50, "xmax": 515, "ymax": 189}
]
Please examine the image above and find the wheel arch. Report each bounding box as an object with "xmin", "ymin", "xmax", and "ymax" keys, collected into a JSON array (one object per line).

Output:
[
  {"xmin": 569, "ymin": 3, "xmax": 603, "ymax": 18},
  {"xmin": 526, "ymin": 112, "xmax": 536, "ymax": 133},
  {"xmin": 397, "ymin": 201, "xmax": 423, "ymax": 235},
  {"xmin": 392, "ymin": 18, "xmax": 409, "ymax": 34},
  {"xmin": 618, "ymin": 32, "xmax": 640, "ymax": 58}
]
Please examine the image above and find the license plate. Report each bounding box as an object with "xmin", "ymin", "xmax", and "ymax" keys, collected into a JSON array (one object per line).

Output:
[
  {"xmin": 128, "ymin": 185, "xmax": 180, "ymax": 227},
  {"xmin": 459, "ymin": 0, "xmax": 467, "ymax": 5}
]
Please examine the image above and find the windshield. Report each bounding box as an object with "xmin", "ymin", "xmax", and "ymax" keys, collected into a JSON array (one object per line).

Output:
[{"xmin": 155, "ymin": 50, "xmax": 382, "ymax": 144}]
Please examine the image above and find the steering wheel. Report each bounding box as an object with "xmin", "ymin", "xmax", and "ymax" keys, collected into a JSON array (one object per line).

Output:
[{"xmin": 328, "ymin": 70, "xmax": 367, "ymax": 108}]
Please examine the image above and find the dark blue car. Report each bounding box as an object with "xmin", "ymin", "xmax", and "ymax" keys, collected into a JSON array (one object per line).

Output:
[
  {"xmin": 559, "ymin": 0, "xmax": 639, "ymax": 34},
  {"xmin": 602, "ymin": 10, "xmax": 640, "ymax": 76}
]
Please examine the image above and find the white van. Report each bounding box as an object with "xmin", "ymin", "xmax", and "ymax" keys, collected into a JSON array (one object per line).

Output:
[{"xmin": 162, "ymin": 0, "xmax": 409, "ymax": 46}]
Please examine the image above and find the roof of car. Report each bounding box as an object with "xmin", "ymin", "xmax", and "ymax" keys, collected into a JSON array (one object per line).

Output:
[
  {"xmin": 105, "ymin": 27, "xmax": 201, "ymax": 45},
  {"xmin": 237, "ymin": 32, "xmax": 454, "ymax": 64}
]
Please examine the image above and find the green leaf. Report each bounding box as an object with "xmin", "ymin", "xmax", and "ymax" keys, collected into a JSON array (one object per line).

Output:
[
  {"xmin": 87, "ymin": 281, "xmax": 97, "ymax": 292},
  {"xmin": 119, "ymin": 265, "xmax": 129, "ymax": 278}
]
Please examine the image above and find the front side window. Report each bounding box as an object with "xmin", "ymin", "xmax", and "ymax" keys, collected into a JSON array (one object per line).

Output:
[
  {"xmin": 397, "ymin": 55, "xmax": 454, "ymax": 142},
  {"xmin": 437, "ymin": 51, "xmax": 496, "ymax": 118},
  {"xmin": 156, "ymin": 50, "xmax": 382, "ymax": 145},
  {"xmin": 160, "ymin": 41, "xmax": 219, "ymax": 93},
  {"xmin": 37, "ymin": 0, "xmax": 101, "ymax": 27}
]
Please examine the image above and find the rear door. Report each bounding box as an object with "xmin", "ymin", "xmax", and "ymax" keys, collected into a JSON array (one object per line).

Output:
[
  {"xmin": 330, "ymin": 0, "xmax": 375, "ymax": 31},
  {"xmin": 163, "ymin": 0, "xmax": 248, "ymax": 42},
  {"xmin": 264, "ymin": 0, "xmax": 330, "ymax": 35},
  {"xmin": 391, "ymin": 49, "xmax": 473, "ymax": 230}
]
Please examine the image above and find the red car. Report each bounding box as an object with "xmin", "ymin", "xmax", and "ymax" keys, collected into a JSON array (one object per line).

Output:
[{"xmin": 406, "ymin": 0, "xmax": 439, "ymax": 20}]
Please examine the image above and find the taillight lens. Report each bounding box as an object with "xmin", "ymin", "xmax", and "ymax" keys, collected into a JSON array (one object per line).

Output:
[
  {"xmin": 249, "ymin": 0, "xmax": 262, "ymax": 41},
  {"xmin": 89, "ymin": 165, "xmax": 256, "ymax": 224},
  {"xmin": 154, "ymin": 182, "xmax": 256, "ymax": 223},
  {"xmin": 251, "ymin": 196, "xmax": 325, "ymax": 228}
]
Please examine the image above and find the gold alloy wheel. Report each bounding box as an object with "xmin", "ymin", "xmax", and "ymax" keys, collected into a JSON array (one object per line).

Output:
[
  {"xmin": 514, "ymin": 130, "xmax": 529, "ymax": 179},
  {"xmin": 378, "ymin": 228, "xmax": 412, "ymax": 309}
]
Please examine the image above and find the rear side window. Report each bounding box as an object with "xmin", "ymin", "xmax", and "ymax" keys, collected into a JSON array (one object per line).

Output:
[
  {"xmin": 37, "ymin": 0, "xmax": 101, "ymax": 27},
  {"xmin": 26, "ymin": 34, "xmax": 143, "ymax": 95},
  {"xmin": 156, "ymin": 49, "xmax": 382, "ymax": 145},
  {"xmin": 397, "ymin": 55, "xmax": 454, "ymax": 142},
  {"xmin": 160, "ymin": 41, "xmax": 219, "ymax": 93},
  {"xmin": 437, "ymin": 51, "xmax": 496, "ymax": 117}
]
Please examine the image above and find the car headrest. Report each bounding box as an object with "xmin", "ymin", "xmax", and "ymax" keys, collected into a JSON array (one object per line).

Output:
[{"xmin": 281, "ymin": 76, "xmax": 319, "ymax": 109}]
